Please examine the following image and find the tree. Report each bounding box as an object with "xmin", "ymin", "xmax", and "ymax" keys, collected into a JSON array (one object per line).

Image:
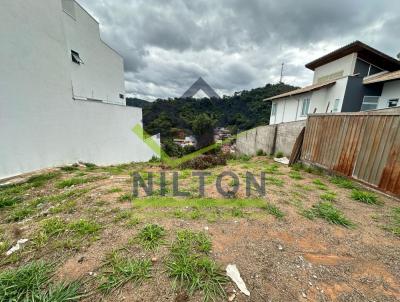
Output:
[{"xmin": 191, "ymin": 113, "xmax": 216, "ymax": 149}]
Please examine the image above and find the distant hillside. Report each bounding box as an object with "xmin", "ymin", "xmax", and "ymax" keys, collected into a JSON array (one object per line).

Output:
[
  {"xmin": 135, "ymin": 82, "xmax": 297, "ymax": 139},
  {"xmin": 126, "ymin": 98, "xmax": 150, "ymax": 108}
]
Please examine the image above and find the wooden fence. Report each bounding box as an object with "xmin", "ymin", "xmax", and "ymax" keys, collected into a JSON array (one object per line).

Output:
[{"xmin": 301, "ymin": 111, "xmax": 400, "ymax": 196}]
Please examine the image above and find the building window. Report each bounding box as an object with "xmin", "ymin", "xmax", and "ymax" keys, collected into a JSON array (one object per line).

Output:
[
  {"xmin": 71, "ymin": 50, "xmax": 84, "ymax": 65},
  {"xmin": 388, "ymin": 99, "xmax": 399, "ymax": 108},
  {"xmin": 119, "ymin": 94, "xmax": 125, "ymax": 99},
  {"xmin": 360, "ymin": 96, "xmax": 379, "ymax": 111},
  {"xmin": 300, "ymin": 98, "xmax": 310, "ymax": 116},
  {"xmin": 333, "ymin": 99, "xmax": 340, "ymax": 112},
  {"xmin": 271, "ymin": 103, "xmax": 277, "ymax": 116}
]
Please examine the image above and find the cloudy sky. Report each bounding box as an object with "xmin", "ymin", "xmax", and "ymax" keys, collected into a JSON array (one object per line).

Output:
[{"xmin": 79, "ymin": 0, "xmax": 400, "ymax": 100}]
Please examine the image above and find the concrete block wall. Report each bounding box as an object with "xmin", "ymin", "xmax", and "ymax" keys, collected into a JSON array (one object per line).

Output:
[
  {"xmin": 275, "ymin": 120, "xmax": 307, "ymax": 155},
  {"xmin": 236, "ymin": 120, "xmax": 306, "ymax": 156},
  {"xmin": 236, "ymin": 125, "xmax": 276, "ymax": 156}
]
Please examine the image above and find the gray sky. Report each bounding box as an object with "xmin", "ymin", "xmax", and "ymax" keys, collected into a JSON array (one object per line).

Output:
[{"xmin": 78, "ymin": 0, "xmax": 400, "ymax": 100}]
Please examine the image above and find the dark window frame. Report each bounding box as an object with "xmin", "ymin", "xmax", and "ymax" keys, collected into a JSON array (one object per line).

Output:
[{"xmin": 71, "ymin": 50, "xmax": 84, "ymax": 65}]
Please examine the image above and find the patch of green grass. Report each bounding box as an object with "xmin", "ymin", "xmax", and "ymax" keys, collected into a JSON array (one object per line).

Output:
[
  {"xmin": 132, "ymin": 197, "xmax": 267, "ymax": 209},
  {"xmin": 266, "ymin": 176, "xmax": 284, "ymax": 187},
  {"xmin": 107, "ymin": 187, "xmax": 123, "ymax": 193},
  {"xmin": 320, "ymin": 192, "xmax": 337, "ymax": 202},
  {"xmin": 262, "ymin": 203, "xmax": 285, "ymax": 219},
  {"xmin": 351, "ymin": 190, "xmax": 379, "ymax": 204},
  {"xmin": 68, "ymin": 219, "xmax": 101, "ymax": 236},
  {"xmin": 264, "ymin": 163, "xmax": 280, "ymax": 174},
  {"xmin": 119, "ymin": 193, "xmax": 132, "ymax": 202},
  {"xmin": 172, "ymin": 230, "xmax": 212, "ymax": 254},
  {"xmin": 312, "ymin": 179, "xmax": 328, "ymax": 190},
  {"xmin": 275, "ymin": 151, "xmax": 284, "ymax": 158},
  {"xmin": 331, "ymin": 176, "xmax": 355, "ymax": 189},
  {"xmin": 306, "ymin": 202, "xmax": 353, "ymax": 227},
  {"xmin": 41, "ymin": 217, "xmax": 68, "ymax": 237},
  {"xmin": 190, "ymin": 208, "xmax": 204, "ymax": 220},
  {"xmin": 385, "ymin": 207, "xmax": 400, "ymax": 236},
  {"xmin": 167, "ymin": 231, "xmax": 226, "ymax": 301},
  {"xmin": 126, "ymin": 217, "xmax": 141, "ymax": 228},
  {"xmin": 0, "ymin": 261, "xmax": 81, "ymax": 301},
  {"xmin": 289, "ymin": 171, "xmax": 303, "ymax": 180},
  {"xmin": 83, "ymin": 162, "xmax": 97, "ymax": 170},
  {"xmin": 56, "ymin": 177, "xmax": 88, "ymax": 189},
  {"xmin": 7, "ymin": 207, "xmax": 35, "ymax": 222},
  {"xmin": 40, "ymin": 217, "xmax": 101, "ymax": 239},
  {"xmin": 60, "ymin": 165, "xmax": 79, "ymax": 172},
  {"xmin": 26, "ymin": 172, "xmax": 61, "ymax": 188},
  {"xmin": 114, "ymin": 210, "xmax": 132, "ymax": 222},
  {"xmin": 231, "ymin": 207, "xmax": 244, "ymax": 218},
  {"xmin": 291, "ymin": 162, "xmax": 304, "ymax": 171},
  {"xmin": 98, "ymin": 252, "xmax": 152, "ymax": 294},
  {"xmin": 136, "ymin": 224, "xmax": 166, "ymax": 250},
  {"xmin": 50, "ymin": 200, "xmax": 77, "ymax": 214}
]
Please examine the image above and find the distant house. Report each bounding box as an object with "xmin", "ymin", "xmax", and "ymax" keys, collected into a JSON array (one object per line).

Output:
[
  {"xmin": 174, "ymin": 136, "xmax": 197, "ymax": 148},
  {"xmin": 266, "ymin": 41, "xmax": 400, "ymax": 125},
  {"xmin": 0, "ymin": 0, "xmax": 159, "ymax": 179}
]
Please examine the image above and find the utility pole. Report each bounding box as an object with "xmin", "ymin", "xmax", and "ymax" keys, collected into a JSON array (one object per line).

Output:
[{"xmin": 279, "ymin": 62, "xmax": 284, "ymax": 83}]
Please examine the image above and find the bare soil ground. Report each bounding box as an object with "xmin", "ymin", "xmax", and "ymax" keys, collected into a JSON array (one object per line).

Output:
[{"xmin": 0, "ymin": 157, "xmax": 399, "ymax": 302}]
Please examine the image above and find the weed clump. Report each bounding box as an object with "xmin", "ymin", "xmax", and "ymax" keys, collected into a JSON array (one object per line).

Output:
[
  {"xmin": 303, "ymin": 202, "xmax": 353, "ymax": 227},
  {"xmin": 166, "ymin": 230, "xmax": 227, "ymax": 301},
  {"xmin": 136, "ymin": 224, "xmax": 166, "ymax": 250},
  {"xmin": 351, "ymin": 190, "xmax": 379, "ymax": 204}
]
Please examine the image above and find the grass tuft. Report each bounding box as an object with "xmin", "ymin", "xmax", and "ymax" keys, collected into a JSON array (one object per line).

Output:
[
  {"xmin": 0, "ymin": 261, "xmax": 82, "ymax": 301},
  {"xmin": 385, "ymin": 207, "xmax": 400, "ymax": 236},
  {"xmin": 56, "ymin": 177, "xmax": 88, "ymax": 189},
  {"xmin": 351, "ymin": 190, "xmax": 379, "ymax": 204},
  {"xmin": 99, "ymin": 252, "xmax": 152, "ymax": 294},
  {"xmin": 136, "ymin": 224, "xmax": 166, "ymax": 250},
  {"xmin": 312, "ymin": 179, "xmax": 328, "ymax": 190},
  {"xmin": 320, "ymin": 192, "xmax": 336, "ymax": 202},
  {"xmin": 289, "ymin": 171, "xmax": 303, "ymax": 180},
  {"xmin": 262, "ymin": 203, "xmax": 285, "ymax": 219},
  {"xmin": 331, "ymin": 176, "xmax": 355, "ymax": 189},
  {"xmin": 166, "ymin": 231, "xmax": 227, "ymax": 301},
  {"xmin": 306, "ymin": 202, "xmax": 353, "ymax": 227}
]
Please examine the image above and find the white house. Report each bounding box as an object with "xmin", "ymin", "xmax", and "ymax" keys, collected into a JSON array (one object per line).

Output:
[
  {"xmin": 267, "ymin": 41, "xmax": 400, "ymax": 125},
  {"xmin": 0, "ymin": 0, "xmax": 159, "ymax": 179}
]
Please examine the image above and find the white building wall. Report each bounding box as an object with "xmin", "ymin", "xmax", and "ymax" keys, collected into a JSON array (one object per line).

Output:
[
  {"xmin": 270, "ymin": 77, "xmax": 351, "ymax": 125},
  {"xmin": 62, "ymin": 1, "xmax": 125, "ymax": 105},
  {"xmin": 310, "ymin": 78, "xmax": 348, "ymax": 113},
  {"xmin": 377, "ymin": 80, "xmax": 400, "ymax": 109},
  {"xmin": 313, "ymin": 53, "xmax": 357, "ymax": 84},
  {"xmin": 0, "ymin": 0, "xmax": 158, "ymax": 179}
]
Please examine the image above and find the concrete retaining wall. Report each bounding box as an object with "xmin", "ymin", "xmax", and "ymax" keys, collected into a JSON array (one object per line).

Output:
[{"xmin": 236, "ymin": 120, "xmax": 306, "ymax": 156}]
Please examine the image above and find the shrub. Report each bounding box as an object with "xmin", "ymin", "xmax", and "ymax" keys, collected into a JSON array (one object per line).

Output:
[
  {"xmin": 179, "ymin": 154, "xmax": 227, "ymax": 170},
  {"xmin": 256, "ymin": 149, "xmax": 266, "ymax": 156},
  {"xmin": 275, "ymin": 151, "xmax": 284, "ymax": 158}
]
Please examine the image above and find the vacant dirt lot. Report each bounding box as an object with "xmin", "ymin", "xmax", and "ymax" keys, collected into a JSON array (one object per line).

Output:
[{"xmin": 0, "ymin": 157, "xmax": 399, "ymax": 301}]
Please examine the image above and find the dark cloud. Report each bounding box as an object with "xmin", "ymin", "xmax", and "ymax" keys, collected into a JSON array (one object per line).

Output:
[{"xmin": 78, "ymin": 0, "xmax": 400, "ymax": 100}]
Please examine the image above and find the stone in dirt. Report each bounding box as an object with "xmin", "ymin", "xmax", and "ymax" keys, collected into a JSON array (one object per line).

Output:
[
  {"xmin": 226, "ymin": 264, "xmax": 250, "ymax": 296},
  {"xmin": 6, "ymin": 239, "xmax": 28, "ymax": 256}
]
